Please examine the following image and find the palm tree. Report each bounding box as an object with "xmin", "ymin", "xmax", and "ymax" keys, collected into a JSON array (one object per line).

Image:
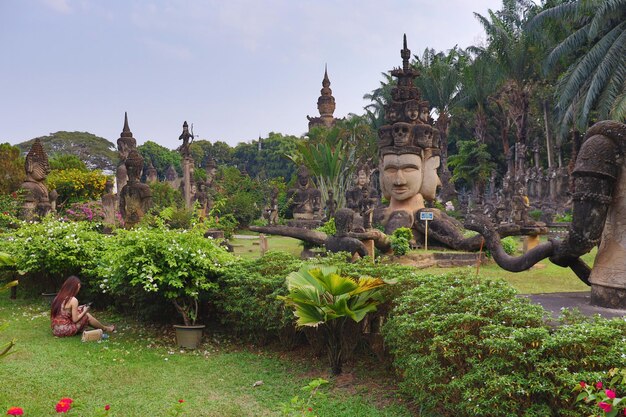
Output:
[
  {"xmin": 448, "ymin": 139, "xmax": 496, "ymax": 205},
  {"xmin": 528, "ymin": 0, "xmax": 626, "ymax": 136},
  {"xmin": 363, "ymin": 72, "xmax": 395, "ymax": 130},
  {"xmin": 474, "ymin": 0, "xmax": 542, "ymax": 176}
]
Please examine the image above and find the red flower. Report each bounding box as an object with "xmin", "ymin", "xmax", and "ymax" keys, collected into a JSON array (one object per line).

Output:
[
  {"xmin": 178, "ymin": 399, "xmax": 184, "ymax": 403},
  {"xmin": 6, "ymin": 407, "xmax": 24, "ymax": 416},
  {"xmin": 55, "ymin": 400, "xmax": 71, "ymax": 413},
  {"xmin": 59, "ymin": 398, "xmax": 73, "ymax": 405},
  {"xmin": 606, "ymin": 389, "xmax": 617, "ymax": 399},
  {"xmin": 580, "ymin": 381, "xmax": 587, "ymax": 388},
  {"xmin": 104, "ymin": 404, "xmax": 111, "ymax": 411},
  {"xmin": 596, "ymin": 381, "xmax": 603, "ymax": 389},
  {"xmin": 308, "ymin": 408, "xmax": 313, "ymax": 412},
  {"xmin": 599, "ymin": 402, "xmax": 612, "ymax": 413}
]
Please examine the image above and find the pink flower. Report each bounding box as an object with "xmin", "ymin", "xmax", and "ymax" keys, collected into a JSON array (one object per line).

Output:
[
  {"xmin": 596, "ymin": 381, "xmax": 603, "ymax": 389},
  {"xmin": 606, "ymin": 389, "xmax": 616, "ymax": 399},
  {"xmin": 178, "ymin": 399, "xmax": 184, "ymax": 403},
  {"xmin": 599, "ymin": 402, "xmax": 612, "ymax": 413},
  {"xmin": 55, "ymin": 400, "xmax": 71, "ymax": 413},
  {"xmin": 104, "ymin": 404, "xmax": 110, "ymax": 411},
  {"xmin": 6, "ymin": 407, "xmax": 24, "ymax": 416},
  {"xmin": 59, "ymin": 398, "xmax": 73, "ymax": 405},
  {"xmin": 580, "ymin": 381, "xmax": 587, "ymax": 388}
]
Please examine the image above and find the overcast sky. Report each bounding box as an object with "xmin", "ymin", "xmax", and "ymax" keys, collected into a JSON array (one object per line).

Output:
[{"xmin": 0, "ymin": 0, "xmax": 502, "ymax": 150}]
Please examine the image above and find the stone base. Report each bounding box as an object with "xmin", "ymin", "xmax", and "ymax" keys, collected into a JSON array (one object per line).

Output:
[
  {"xmin": 396, "ymin": 251, "xmax": 489, "ymax": 268},
  {"xmin": 287, "ymin": 219, "xmax": 323, "ymax": 229},
  {"xmin": 591, "ymin": 285, "xmax": 626, "ymax": 309}
]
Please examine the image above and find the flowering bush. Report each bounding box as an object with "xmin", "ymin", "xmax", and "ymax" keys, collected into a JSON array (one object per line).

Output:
[
  {"xmin": 575, "ymin": 369, "xmax": 626, "ymax": 416},
  {"xmin": 46, "ymin": 168, "xmax": 107, "ymax": 205},
  {"xmin": 62, "ymin": 201, "xmax": 105, "ymax": 222},
  {"xmin": 2, "ymin": 217, "xmax": 104, "ymax": 290},
  {"xmin": 280, "ymin": 378, "xmax": 328, "ymax": 417},
  {"xmin": 95, "ymin": 225, "xmax": 234, "ymax": 325}
]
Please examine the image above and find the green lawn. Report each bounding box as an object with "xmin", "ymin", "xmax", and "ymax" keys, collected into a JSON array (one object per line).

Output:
[
  {"xmin": 0, "ymin": 295, "xmax": 411, "ymax": 417},
  {"xmin": 231, "ymin": 232, "xmax": 595, "ymax": 294}
]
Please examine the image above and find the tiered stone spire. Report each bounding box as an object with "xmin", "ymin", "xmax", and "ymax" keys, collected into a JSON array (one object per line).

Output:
[{"xmin": 307, "ymin": 65, "xmax": 339, "ymax": 131}]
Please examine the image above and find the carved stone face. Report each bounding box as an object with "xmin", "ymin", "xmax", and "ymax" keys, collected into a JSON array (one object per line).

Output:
[
  {"xmin": 381, "ymin": 153, "xmax": 422, "ymax": 202},
  {"xmin": 356, "ymin": 170, "xmax": 368, "ymax": 187},
  {"xmin": 392, "ymin": 123, "xmax": 411, "ymax": 147},
  {"xmin": 28, "ymin": 162, "xmax": 48, "ymax": 182},
  {"xmin": 419, "ymin": 106, "xmax": 430, "ymax": 123},
  {"xmin": 405, "ymin": 101, "xmax": 420, "ymax": 122},
  {"xmin": 419, "ymin": 155, "xmax": 441, "ymax": 201}
]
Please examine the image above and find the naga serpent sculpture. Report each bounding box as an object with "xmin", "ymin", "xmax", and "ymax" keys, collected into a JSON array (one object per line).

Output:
[{"xmin": 465, "ymin": 120, "xmax": 626, "ymax": 308}]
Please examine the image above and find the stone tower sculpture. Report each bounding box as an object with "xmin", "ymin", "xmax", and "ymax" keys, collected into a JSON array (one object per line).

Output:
[
  {"xmin": 116, "ymin": 112, "xmax": 137, "ymax": 194},
  {"xmin": 178, "ymin": 121, "xmax": 194, "ymax": 208},
  {"xmin": 20, "ymin": 139, "xmax": 52, "ymax": 220},
  {"xmin": 307, "ymin": 65, "xmax": 339, "ymax": 131}
]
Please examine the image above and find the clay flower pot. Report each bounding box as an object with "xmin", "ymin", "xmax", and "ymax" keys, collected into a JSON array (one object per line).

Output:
[{"xmin": 173, "ymin": 324, "xmax": 205, "ymax": 349}]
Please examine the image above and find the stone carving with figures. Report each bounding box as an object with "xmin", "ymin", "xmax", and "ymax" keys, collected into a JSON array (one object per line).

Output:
[
  {"xmin": 372, "ymin": 35, "xmax": 520, "ymax": 251},
  {"xmin": 20, "ymin": 139, "xmax": 53, "ymax": 220},
  {"xmin": 101, "ymin": 178, "xmax": 118, "ymax": 231},
  {"xmin": 119, "ymin": 150, "xmax": 152, "ymax": 228},
  {"xmin": 116, "ymin": 112, "xmax": 137, "ymax": 194},
  {"xmin": 466, "ymin": 121, "xmax": 626, "ymax": 309}
]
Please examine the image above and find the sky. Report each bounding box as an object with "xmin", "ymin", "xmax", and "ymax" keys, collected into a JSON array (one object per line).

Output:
[{"xmin": 0, "ymin": 0, "xmax": 503, "ymax": 150}]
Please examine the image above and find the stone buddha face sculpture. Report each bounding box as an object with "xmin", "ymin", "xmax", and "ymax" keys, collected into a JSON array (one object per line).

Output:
[
  {"xmin": 356, "ymin": 169, "xmax": 368, "ymax": 188},
  {"xmin": 381, "ymin": 153, "xmax": 424, "ymax": 212}
]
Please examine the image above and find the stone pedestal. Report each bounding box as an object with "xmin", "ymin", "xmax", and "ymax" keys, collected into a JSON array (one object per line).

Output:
[
  {"xmin": 182, "ymin": 157, "xmax": 193, "ymax": 209},
  {"xmin": 363, "ymin": 239, "xmax": 375, "ymax": 260},
  {"xmin": 259, "ymin": 234, "xmax": 268, "ymax": 256},
  {"xmin": 523, "ymin": 235, "xmax": 540, "ymax": 253}
]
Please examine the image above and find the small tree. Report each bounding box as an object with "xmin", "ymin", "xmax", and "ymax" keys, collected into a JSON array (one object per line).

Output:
[{"xmin": 280, "ymin": 264, "xmax": 391, "ymax": 375}]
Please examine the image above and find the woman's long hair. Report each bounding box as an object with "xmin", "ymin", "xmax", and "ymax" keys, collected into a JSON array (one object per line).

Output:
[{"xmin": 51, "ymin": 276, "xmax": 81, "ymax": 318}]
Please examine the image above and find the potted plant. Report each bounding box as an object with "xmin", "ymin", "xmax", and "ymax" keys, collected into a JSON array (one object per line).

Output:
[{"xmin": 95, "ymin": 226, "xmax": 233, "ymax": 348}]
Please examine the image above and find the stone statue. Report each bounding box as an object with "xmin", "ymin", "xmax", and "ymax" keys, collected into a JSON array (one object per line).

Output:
[
  {"xmin": 263, "ymin": 187, "xmax": 279, "ymax": 226},
  {"xmin": 178, "ymin": 121, "xmax": 193, "ymax": 158},
  {"xmin": 49, "ymin": 189, "xmax": 58, "ymax": 213},
  {"xmin": 116, "ymin": 112, "xmax": 137, "ymax": 195},
  {"xmin": 509, "ymin": 187, "xmax": 530, "ymax": 225},
  {"xmin": 20, "ymin": 139, "xmax": 52, "ymax": 220},
  {"xmin": 101, "ymin": 178, "xmax": 118, "ymax": 231},
  {"xmin": 466, "ymin": 121, "xmax": 626, "ymax": 309},
  {"xmin": 325, "ymin": 189, "xmax": 337, "ymax": 220},
  {"xmin": 145, "ymin": 162, "xmax": 158, "ymax": 183},
  {"xmin": 287, "ymin": 165, "xmax": 322, "ymax": 220},
  {"xmin": 345, "ymin": 164, "xmax": 379, "ymax": 214},
  {"xmin": 193, "ymin": 181, "xmax": 208, "ymax": 218},
  {"xmin": 119, "ymin": 150, "xmax": 152, "ymax": 228}
]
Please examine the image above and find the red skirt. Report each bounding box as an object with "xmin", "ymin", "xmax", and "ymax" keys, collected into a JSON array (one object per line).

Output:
[{"xmin": 51, "ymin": 306, "xmax": 89, "ymax": 337}]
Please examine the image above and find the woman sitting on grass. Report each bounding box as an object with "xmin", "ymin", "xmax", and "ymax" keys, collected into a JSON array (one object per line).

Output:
[{"xmin": 50, "ymin": 276, "xmax": 115, "ymax": 337}]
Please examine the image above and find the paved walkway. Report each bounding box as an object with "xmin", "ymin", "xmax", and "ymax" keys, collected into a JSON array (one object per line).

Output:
[{"xmin": 523, "ymin": 291, "xmax": 625, "ymax": 320}]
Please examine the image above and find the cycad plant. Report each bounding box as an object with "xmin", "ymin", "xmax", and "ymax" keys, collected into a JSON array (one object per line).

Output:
[{"xmin": 280, "ymin": 265, "xmax": 391, "ymax": 375}]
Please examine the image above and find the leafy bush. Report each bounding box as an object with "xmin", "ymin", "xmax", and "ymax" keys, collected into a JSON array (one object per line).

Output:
[
  {"xmin": 62, "ymin": 201, "xmax": 105, "ymax": 222},
  {"xmin": 555, "ymin": 212, "xmax": 573, "ymax": 223},
  {"xmin": 149, "ymin": 182, "xmax": 183, "ymax": 211},
  {"xmin": 529, "ymin": 209, "xmax": 542, "ymax": 221},
  {"xmin": 501, "ymin": 236, "xmax": 518, "ymax": 255},
  {"xmin": 95, "ymin": 226, "xmax": 234, "ymax": 325},
  {"xmin": 46, "ymin": 168, "xmax": 108, "ymax": 206},
  {"xmin": 213, "ymin": 251, "xmax": 303, "ymax": 344},
  {"xmin": 316, "ymin": 218, "xmax": 336, "ymax": 236},
  {"xmin": 390, "ymin": 227, "xmax": 412, "ymax": 256},
  {"xmin": 383, "ymin": 271, "xmax": 626, "ymax": 416},
  {"xmin": 2, "ymin": 217, "xmax": 104, "ymax": 291}
]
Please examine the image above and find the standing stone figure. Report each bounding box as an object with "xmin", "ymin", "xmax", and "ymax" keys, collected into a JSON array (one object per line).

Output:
[
  {"xmin": 345, "ymin": 165, "xmax": 379, "ymax": 214},
  {"xmin": 101, "ymin": 178, "xmax": 118, "ymax": 231},
  {"xmin": 116, "ymin": 113, "xmax": 137, "ymax": 194},
  {"xmin": 145, "ymin": 162, "xmax": 158, "ymax": 183},
  {"xmin": 119, "ymin": 150, "xmax": 152, "ymax": 228},
  {"xmin": 263, "ymin": 187, "xmax": 279, "ymax": 226},
  {"xmin": 20, "ymin": 139, "xmax": 52, "ymax": 220}
]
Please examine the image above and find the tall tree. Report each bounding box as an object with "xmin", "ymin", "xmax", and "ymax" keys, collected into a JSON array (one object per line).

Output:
[
  {"xmin": 529, "ymin": 0, "xmax": 626, "ymax": 136},
  {"xmin": 0, "ymin": 143, "xmax": 24, "ymax": 194}
]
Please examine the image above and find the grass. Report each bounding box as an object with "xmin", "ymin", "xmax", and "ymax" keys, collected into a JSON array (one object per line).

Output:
[
  {"xmin": 231, "ymin": 231, "xmax": 595, "ymax": 294},
  {"xmin": 0, "ymin": 295, "xmax": 411, "ymax": 417}
]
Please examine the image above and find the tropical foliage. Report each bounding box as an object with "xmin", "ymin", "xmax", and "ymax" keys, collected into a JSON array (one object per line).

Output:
[{"xmin": 280, "ymin": 264, "xmax": 390, "ymax": 375}]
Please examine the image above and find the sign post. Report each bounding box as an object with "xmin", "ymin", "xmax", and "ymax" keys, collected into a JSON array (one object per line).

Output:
[{"xmin": 419, "ymin": 211, "xmax": 434, "ymax": 251}]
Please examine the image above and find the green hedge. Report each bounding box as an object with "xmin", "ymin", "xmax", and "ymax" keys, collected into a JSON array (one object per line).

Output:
[{"xmin": 383, "ymin": 272, "xmax": 626, "ymax": 417}]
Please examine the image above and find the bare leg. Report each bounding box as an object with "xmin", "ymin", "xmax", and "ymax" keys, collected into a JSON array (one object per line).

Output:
[{"xmin": 86, "ymin": 313, "xmax": 115, "ymax": 332}]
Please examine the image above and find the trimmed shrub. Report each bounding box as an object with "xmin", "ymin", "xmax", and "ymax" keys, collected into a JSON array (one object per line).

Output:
[{"xmin": 383, "ymin": 271, "xmax": 626, "ymax": 416}]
